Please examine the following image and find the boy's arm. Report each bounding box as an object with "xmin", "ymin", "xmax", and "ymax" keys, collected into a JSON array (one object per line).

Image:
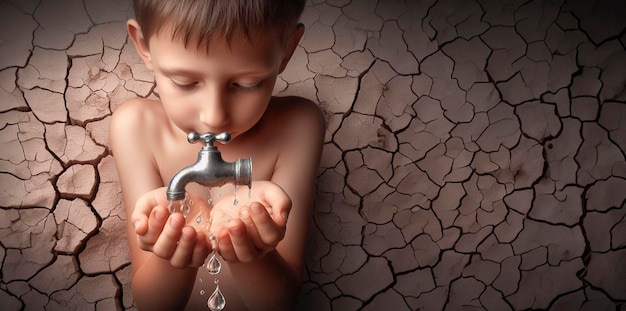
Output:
[
  {"xmin": 110, "ymin": 100, "xmax": 199, "ymax": 311},
  {"xmin": 228, "ymin": 98, "xmax": 326, "ymax": 310}
]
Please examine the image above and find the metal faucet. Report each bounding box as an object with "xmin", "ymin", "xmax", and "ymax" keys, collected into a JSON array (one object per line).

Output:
[{"xmin": 166, "ymin": 132, "xmax": 252, "ymax": 202}]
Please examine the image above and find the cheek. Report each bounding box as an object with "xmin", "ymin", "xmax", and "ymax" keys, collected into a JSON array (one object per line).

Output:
[
  {"xmin": 164, "ymin": 104, "xmax": 195, "ymax": 133},
  {"xmin": 234, "ymin": 94, "xmax": 270, "ymax": 125},
  {"xmin": 155, "ymin": 80, "xmax": 196, "ymax": 116},
  {"xmin": 242, "ymin": 86, "xmax": 274, "ymax": 116},
  {"xmin": 158, "ymin": 95, "xmax": 198, "ymax": 131}
]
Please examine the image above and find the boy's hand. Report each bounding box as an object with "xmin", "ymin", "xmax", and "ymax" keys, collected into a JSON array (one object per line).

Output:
[
  {"xmin": 211, "ymin": 181, "xmax": 292, "ymax": 263},
  {"xmin": 132, "ymin": 188, "xmax": 211, "ymax": 269}
]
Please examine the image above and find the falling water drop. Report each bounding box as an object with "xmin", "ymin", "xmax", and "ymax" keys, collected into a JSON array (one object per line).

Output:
[
  {"xmin": 207, "ymin": 284, "xmax": 225, "ymax": 311},
  {"xmin": 209, "ymin": 232, "xmax": 217, "ymax": 248},
  {"xmin": 172, "ymin": 193, "xmax": 192, "ymax": 218},
  {"xmin": 206, "ymin": 252, "xmax": 221, "ymax": 275},
  {"xmin": 167, "ymin": 195, "xmax": 191, "ymax": 217},
  {"xmin": 233, "ymin": 184, "xmax": 238, "ymax": 206},
  {"xmin": 181, "ymin": 200, "xmax": 190, "ymax": 218},
  {"xmin": 167, "ymin": 200, "xmax": 175, "ymax": 214}
]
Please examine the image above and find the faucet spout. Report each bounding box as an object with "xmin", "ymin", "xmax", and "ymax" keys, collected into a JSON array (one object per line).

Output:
[{"xmin": 166, "ymin": 132, "xmax": 252, "ymax": 202}]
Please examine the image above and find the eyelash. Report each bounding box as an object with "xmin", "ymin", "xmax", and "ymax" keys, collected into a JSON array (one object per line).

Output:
[
  {"xmin": 170, "ymin": 80, "xmax": 197, "ymax": 91},
  {"xmin": 169, "ymin": 80, "xmax": 262, "ymax": 92},
  {"xmin": 233, "ymin": 82, "xmax": 262, "ymax": 92}
]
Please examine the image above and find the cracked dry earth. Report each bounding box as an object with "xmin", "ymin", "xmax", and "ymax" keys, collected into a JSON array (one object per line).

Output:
[{"xmin": 0, "ymin": 0, "xmax": 625, "ymax": 310}]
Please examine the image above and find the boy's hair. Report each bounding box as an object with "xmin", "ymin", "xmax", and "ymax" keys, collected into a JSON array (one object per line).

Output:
[{"xmin": 133, "ymin": 0, "xmax": 306, "ymax": 48}]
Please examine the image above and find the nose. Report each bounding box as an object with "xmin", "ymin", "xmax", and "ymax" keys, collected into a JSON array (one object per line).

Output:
[{"xmin": 198, "ymin": 86, "xmax": 229, "ymax": 129}]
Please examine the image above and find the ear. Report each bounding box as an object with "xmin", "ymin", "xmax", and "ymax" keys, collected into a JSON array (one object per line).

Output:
[
  {"xmin": 278, "ymin": 23, "xmax": 305, "ymax": 74},
  {"xmin": 127, "ymin": 19, "xmax": 154, "ymax": 71}
]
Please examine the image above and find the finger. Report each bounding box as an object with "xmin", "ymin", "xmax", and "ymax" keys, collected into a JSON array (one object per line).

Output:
[
  {"xmin": 132, "ymin": 191, "xmax": 162, "ymax": 236},
  {"xmin": 169, "ymin": 226, "xmax": 197, "ymax": 268},
  {"xmin": 271, "ymin": 197, "xmax": 291, "ymax": 227},
  {"xmin": 191, "ymin": 231, "xmax": 210, "ymax": 267},
  {"xmin": 152, "ymin": 213, "xmax": 185, "ymax": 259},
  {"xmin": 239, "ymin": 206, "xmax": 264, "ymax": 249},
  {"xmin": 133, "ymin": 215, "xmax": 149, "ymax": 236},
  {"xmin": 217, "ymin": 229, "xmax": 238, "ymax": 263},
  {"xmin": 254, "ymin": 182, "xmax": 291, "ymax": 226},
  {"xmin": 132, "ymin": 191, "xmax": 157, "ymax": 223},
  {"xmin": 138, "ymin": 206, "xmax": 169, "ymax": 248},
  {"xmin": 227, "ymin": 218, "xmax": 258, "ymax": 263},
  {"xmin": 249, "ymin": 202, "xmax": 284, "ymax": 246}
]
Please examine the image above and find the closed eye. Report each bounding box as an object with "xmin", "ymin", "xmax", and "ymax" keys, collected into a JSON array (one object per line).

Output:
[
  {"xmin": 170, "ymin": 79, "xmax": 198, "ymax": 91},
  {"xmin": 232, "ymin": 81, "xmax": 262, "ymax": 92}
]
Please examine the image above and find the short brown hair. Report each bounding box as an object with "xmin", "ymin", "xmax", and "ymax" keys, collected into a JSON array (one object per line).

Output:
[{"xmin": 133, "ymin": 0, "xmax": 305, "ymax": 48}]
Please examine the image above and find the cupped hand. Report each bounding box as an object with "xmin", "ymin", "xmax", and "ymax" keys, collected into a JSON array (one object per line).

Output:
[
  {"xmin": 132, "ymin": 187, "xmax": 211, "ymax": 268},
  {"xmin": 209, "ymin": 181, "xmax": 292, "ymax": 263}
]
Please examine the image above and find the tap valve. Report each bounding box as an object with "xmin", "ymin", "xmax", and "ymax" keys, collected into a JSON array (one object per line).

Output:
[{"xmin": 188, "ymin": 132, "xmax": 231, "ymax": 148}]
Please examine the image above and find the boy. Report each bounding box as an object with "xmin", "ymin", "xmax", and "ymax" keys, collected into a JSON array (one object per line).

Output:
[{"xmin": 110, "ymin": 0, "xmax": 325, "ymax": 310}]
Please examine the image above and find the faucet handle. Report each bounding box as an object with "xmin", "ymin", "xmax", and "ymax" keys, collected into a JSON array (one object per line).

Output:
[{"xmin": 187, "ymin": 132, "xmax": 231, "ymax": 147}]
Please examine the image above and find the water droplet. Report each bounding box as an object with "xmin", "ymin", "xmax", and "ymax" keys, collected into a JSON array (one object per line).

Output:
[
  {"xmin": 168, "ymin": 196, "xmax": 191, "ymax": 216},
  {"xmin": 207, "ymin": 285, "xmax": 225, "ymax": 311},
  {"xmin": 209, "ymin": 232, "xmax": 217, "ymax": 243},
  {"xmin": 206, "ymin": 252, "xmax": 221, "ymax": 275},
  {"xmin": 233, "ymin": 184, "xmax": 238, "ymax": 205},
  {"xmin": 200, "ymin": 289, "xmax": 205, "ymax": 295},
  {"xmin": 195, "ymin": 213, "xmax": 202, "ymax": 223},
  {"xmin": 181, "ymin": 200, "xmax": 190, "ymax": 218}
]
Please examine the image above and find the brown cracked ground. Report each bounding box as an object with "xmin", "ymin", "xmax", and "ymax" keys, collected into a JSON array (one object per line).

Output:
[{"xmin": 1, "ymin": 0, "xmax": 625, "ymax": 310}]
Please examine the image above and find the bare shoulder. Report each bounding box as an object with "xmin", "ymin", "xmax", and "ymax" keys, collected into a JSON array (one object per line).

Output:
[
  {"xmin": 109, "ymin": 98, "xmax": 167, "ymax": 197},
  {"xmin": 110, "ymin": 98, "xmax": 163, "ymax": 148},
  {"xmin": 267, "ymin": 96, "xmax": 326, "ymax": 135},
  {"xmin": 270, "ymin": 95, "xmax": 324, "ymax": 116},
  {"xmin": 111, "ymin": 98, "xmax": 163, "ymax": 130},
  {"xmin": 262, "ymin": 96, "xmax": 326, "ymax": 175}
]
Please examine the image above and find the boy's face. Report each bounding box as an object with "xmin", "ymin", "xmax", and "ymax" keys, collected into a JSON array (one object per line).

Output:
[{"xmin": 133, "ymin": 25, "xmax": 293, "ymax": 140}]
